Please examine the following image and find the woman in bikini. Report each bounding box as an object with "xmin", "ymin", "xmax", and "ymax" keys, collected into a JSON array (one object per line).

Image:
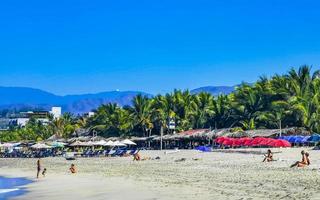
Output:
[
  {"xmin": 290, "ymin": 150, "xmax": 310, "ymax": 168},
  {"xmin": 262, "ymin": 149, "xmax": 274, "ymax": 162}
]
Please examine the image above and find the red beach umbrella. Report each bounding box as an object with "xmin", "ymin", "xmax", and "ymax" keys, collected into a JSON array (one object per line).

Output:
[
  {"xmin": 265, "ymin": 138, "xmax": 277, "ymax": 146},
  {"xmin": 222, "ymin": 138, "xmax": 234, "ymax": 146},
  {"xmin": 243, "ymin": 138, "xmax": 253, "ymax": 146},
  {"xmin": 250, "ymin": 137, "xmax": 266, "ymax": 146},
  {"xmin": 215, "ymin": 137, "xmax": 227, "ymax": 144},
  {"xmin": 259, "ymin": 138, "xmax": 273, "ymax": 146},
  {"xmin": 239, "ymin": 137, "xmax": 251, "ymax": 145},
  {"xmin": 269, "ymin": 139, "xmax": 291, "ymax": 147},
  {"xmin": 232, "ymin": 139, "xmax": 242, "ymax": 147}
]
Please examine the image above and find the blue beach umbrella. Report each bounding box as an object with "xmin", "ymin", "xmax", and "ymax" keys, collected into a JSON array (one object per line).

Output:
[
  {"xmin": 288, "ymin": 136, "xmax": 297, "ymax": 143},
  {"xmin": 301, "ymin": 136, "xmax": 311, "ymax": 144},
  {"xmin": 293, "ymin": 136, "xmax": 304, "ymax": 144},
  {"xmin": 307, "ymin": 134, "xmax": 320, "ymax": 143}
]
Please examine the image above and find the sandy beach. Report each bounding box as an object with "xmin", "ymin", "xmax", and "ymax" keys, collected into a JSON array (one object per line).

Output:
[{"xmin": 1, "ymin": 148, "xmax": 320, "ymax": 200}]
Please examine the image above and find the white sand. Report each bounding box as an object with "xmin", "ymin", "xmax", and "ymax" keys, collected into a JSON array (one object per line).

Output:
[{"xmin": 1, "ymin": 148, "xmax": 320, "ymax": 200}]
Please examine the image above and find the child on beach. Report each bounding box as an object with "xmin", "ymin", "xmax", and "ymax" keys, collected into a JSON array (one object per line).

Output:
[{"xmin": 42, "ymin": 168, "xmax": 47, "ymax": 177}]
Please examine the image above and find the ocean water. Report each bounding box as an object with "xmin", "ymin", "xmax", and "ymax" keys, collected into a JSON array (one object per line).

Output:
[{"xmin": 0, "ymin": 176, "xmax": 32, "ymax": 200}]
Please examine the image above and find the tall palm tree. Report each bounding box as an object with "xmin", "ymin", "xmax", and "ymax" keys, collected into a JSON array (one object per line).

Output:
[
  {"xmin": 191, "ymin": 92, "xmax": 213, "ymax": 129},
  {"xmin": 130, "ymin": 94, "xmax": 154, "ymax": 137},
  {"xmin": 210, "ymin": 95, "xmax": 232, "ymax": 129}
]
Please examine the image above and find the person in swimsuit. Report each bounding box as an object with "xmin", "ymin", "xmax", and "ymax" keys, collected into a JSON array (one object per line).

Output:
[
  {"xmin": 36, "ymin": 158, "xmax": 41, "ymax": 178},
  {"xmin": 133, "ymin": 153, "xmax": 141, "ymax": 161},
  {"xmin": 70, "ymin": 164, "xmax": 77, "ymax": 173},
  {"xmin": 262, "ymin": 149, "xmax": 274, "ymax": 162},
  {"xmin": 290, "ymin": 150, "xmax": 310, "ymax": 168}
]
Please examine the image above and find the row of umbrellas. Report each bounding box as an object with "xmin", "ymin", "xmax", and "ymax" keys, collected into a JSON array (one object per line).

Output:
[
  {"xmin": 69, "ymin": 139, "xmax": 136, "ymax": 147},
  {"xmin": 215, "ymin": 137, "xmax": 291, "ymax": 147},
  {"xmin": 0, "ymin": 139, "xmax": 137, "ymax": 149},
  {"xmin": 279, "ymin": 134, "xmax": 320, "ymax": 144},
  {"xmin": 0, "ymin": 142, "xmax": 21, "ymax": 148}
]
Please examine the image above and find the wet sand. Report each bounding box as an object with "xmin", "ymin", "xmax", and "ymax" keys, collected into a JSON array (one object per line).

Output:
[{"xmin": 1, "ymin": 148, "xmax": 320, "ymax": 200}]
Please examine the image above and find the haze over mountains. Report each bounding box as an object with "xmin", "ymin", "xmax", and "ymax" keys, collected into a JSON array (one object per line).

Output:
[{"xmin": 0, "ymin": 86, "xmax": 235, "ymax": 114}]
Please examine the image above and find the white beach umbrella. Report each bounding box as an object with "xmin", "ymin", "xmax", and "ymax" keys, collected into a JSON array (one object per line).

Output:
[
  {"xmin": 112, "ymin": 141, "xmax": 127, "ymax": 147},
  {"xmin": 82, "ymin": 141, "xmax": 94, "ymax": 146},
  {"xmin": 93, "ymin": 140, "xmax": 108, "ymax": 146},
  {"xmin": 31, "ymin": 143, "xmax": 52, "ymax": 149},
  {"xmin": 121, "ymin": 139, "xmax": 137, "ymax": 146},
  {"xmin": 70, "ymin": 141, "xmax": 86, "ymax": 147},
  {"xmin": 2, "ymin": 143, "xmax": 15, "ymax": 148},
  {"xmin": 105, "ymin": 140, "xmax": 115, "ymax": 146}
]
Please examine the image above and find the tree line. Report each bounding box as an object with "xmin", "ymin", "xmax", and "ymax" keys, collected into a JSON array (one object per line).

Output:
[{"xmin": 1, "ymin": 65, "xmax": 320, "ymax": 142}]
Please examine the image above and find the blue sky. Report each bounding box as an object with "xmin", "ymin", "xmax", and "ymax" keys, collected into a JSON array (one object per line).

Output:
[{"xmin": 0, "ymin": 0, "xmax": 320, "ymax": 95}]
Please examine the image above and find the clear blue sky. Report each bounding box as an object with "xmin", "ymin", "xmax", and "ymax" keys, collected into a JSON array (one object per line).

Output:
[{"xmin": 1, "ymin": 0, "xmax": 320, "ymax": 95}]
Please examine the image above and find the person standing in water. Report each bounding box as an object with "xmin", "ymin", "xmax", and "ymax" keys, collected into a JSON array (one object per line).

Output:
[{"xmin": 36, "ymin": 158, "xmax": 41, "ymax": 178}]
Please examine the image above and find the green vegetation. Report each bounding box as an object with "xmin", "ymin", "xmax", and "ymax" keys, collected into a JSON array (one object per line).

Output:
[{"xmin": 1, "ymin": 65, "xmax": 320, "ymax": 142}]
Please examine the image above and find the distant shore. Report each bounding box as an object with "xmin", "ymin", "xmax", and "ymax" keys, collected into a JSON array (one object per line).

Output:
[{"xmin": 1, "ymin": 149, "xmax": 320, "ymax": 200}]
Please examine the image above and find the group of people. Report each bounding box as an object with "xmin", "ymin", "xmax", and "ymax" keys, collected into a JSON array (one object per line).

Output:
[
  {"xmin": 36, "ymin": 158, "xmax": 77, "ymax": 178},
  {"xmin": 290, "ymin": 150, "xmax": 311, "ymax": 168},
  {"xmin": 262, "ymin": 149, "xmax": 311, "ymax": 168}
]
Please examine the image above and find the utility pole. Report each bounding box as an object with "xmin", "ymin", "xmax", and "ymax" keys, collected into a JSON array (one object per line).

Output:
[
  {"xmin": 279, "ymin": 120, "xmax": 282, "ymax": 137},
  {"xmin": 160, "ymin": 126, "xmax": 163, "ymax": 151}
]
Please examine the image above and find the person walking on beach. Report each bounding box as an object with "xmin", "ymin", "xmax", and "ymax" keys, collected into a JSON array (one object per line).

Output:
[{"xmin": 36, "ymin": 158, "xmax": 41, "ymax": 178}]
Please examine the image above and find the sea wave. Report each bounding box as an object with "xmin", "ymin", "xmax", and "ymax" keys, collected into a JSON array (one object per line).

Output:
[{"xmin": 0, "ymin": 188, "xmax": 19, "ymax": 194}]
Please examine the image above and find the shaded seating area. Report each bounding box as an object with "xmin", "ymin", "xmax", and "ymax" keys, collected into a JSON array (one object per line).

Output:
[{"xmin": 0, "ymin": 138, "xmax": 139, "ymax": 158}]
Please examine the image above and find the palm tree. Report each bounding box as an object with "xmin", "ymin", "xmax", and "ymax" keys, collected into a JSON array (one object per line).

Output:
[
  {"xmin": 191, "ymin": 92, "xmax": 213, "ymax": 128},
  {"xmin": 210, "ymin": 94, "xmax": 232, "ymax": 129},
  {"xmin": 130, "ymin": 94, "xmax": 154, "ymax": 137}
]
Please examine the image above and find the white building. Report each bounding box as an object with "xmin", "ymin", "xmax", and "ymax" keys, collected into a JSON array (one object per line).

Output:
[
  {"xmin": 10, "ymin": 107, "xmax": 62, "ymax": 127},
  {"xmin": 50, "ymin": 107, "xmax": 62, "ymax": 119}
]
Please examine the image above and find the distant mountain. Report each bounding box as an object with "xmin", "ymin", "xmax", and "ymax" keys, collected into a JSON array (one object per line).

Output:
[
  {"xmin": 191, "ymin": 86, "xmax": 235, "ymax": 96},
  {"xmin": 0, "ymin": 85, "xmax": 237, "ymax": 114},
  {"xmin": 0, "ymin": 86, "xmax": 150, "ymax": 114}
]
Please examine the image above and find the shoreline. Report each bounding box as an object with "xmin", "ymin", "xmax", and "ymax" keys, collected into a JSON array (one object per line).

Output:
[
  {"xmin": 0, "ymin": 175, "xmax": 33, "ymax": 200},
  {"xmin": 1, "ymin": 149, "xmax": 320, "ymax": 200}
]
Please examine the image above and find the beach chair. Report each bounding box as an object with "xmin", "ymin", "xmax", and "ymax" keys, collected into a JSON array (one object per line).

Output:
[{"xmin": 108, "ymin": 150, "xmax": 116, "ymax": 156}]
